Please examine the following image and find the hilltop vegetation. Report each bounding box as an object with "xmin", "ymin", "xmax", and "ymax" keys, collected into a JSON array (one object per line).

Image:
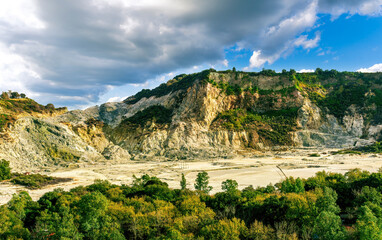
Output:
[
  {"xmin": 123, "ymin": 68, "xmax": 382, "ymax": 134},
  {"xmin": 2, "ymin": 169, "xmax": 382, "ymax": 239},
  {"xmin": 0, "ymin": 91, "xmax": 67, "ymax": 132},
  {"xmin": 211, "ymin": 108, "xmax": 298, "ymax": 145},
  {"xmin": 124, "ymin": 70, "xmax": 211, "ymax": 104}
]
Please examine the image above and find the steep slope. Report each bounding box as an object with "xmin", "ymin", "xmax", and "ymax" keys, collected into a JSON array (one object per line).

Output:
[
  {"xmin": 0, "ymin": 97, "xmax": 129, "ymax": 171},
  {"xmin": 2, "ymin": 69, "xmax": 382, "ymax": 168},
  {"xmin": 58, "ymin": 69, "xmax": 382, "ymax": 160}
]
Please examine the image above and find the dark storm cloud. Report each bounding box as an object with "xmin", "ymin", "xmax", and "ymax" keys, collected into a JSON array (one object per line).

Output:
[{"xmin": 0, "ymin": 0, "xmax": 380, "ymax": 107}]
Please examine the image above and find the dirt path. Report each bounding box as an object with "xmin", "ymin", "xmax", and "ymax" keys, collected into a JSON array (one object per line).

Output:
[{"xmin": 1, "ymin": 150, "xmax": 381, "ymax": 204}]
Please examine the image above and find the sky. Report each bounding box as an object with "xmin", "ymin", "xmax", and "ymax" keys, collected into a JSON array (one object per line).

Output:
[{"xmin": 0, "ymin": 0, "xmax": 381, "ymax": 109}]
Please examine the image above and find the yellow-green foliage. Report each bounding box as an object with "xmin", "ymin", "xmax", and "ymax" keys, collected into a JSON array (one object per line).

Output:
[
  {"xmin": 0, "ymin": 98, "xmax": 66, "ymax": 132},
  {"xmin": 213, "ymin": 108, "xmax": 298, "ymax": 145},
  {"xmin": 45, "ymin": 145, "xmax": 80, "ymax": 162},
  {"xmin": 335, "ymin": 141, "xmax": 382, "ymax": 155},
  {"xmin": 0, "ymin": 114, "xmax": 15, "ymax": 131},
  {"xmin": 11, "ymin": 173, "xmax": 71, "ymax": 189},
  {"xmin": 2, "ymin": 170, "xmax": 382, "ymax": 239},
  {"xmin": 0, "ymin": 159, "xmax": 11, "ymax": 180},
  {"xmin": 0, "ymin": 99, "xmax": 47, "ymax": 114}
]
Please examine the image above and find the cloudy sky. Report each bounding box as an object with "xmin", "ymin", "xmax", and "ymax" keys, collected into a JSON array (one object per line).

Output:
[{"xmin": 0, "ymin": 0, "xmax": 382, "ymax": 109}]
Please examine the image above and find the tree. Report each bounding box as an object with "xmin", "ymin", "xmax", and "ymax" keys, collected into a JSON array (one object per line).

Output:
[
  {"xmin": 315, "ymin": 68, "xmax": 323, "ymax": 75},
  {"xmin": 249, "ymin": 220, "xmax": 275, "ymax": 240},
  {"xmin": 34, "ymin": 207, "xmax": 83, "ymax": 240},
  {"xmin": 10, "ymin": 92, "xmax": 20, "ymax": 99},
  {"xmin": 0, "ymin": 92, "xmax": 9, "ymax": 99},
  {"xmin": 0, "ymin": 159, "xmax": 11, "ymax": 180},
  {"xmin": 194, "ymin": 171, "xmax": 213, "ymax": 194},
  {"xmin": 78, "ymin": 192, "xmax": 125, "ymax": 240},
  {"xmin": 180, "ymin": 173, "xmax": 187, "ymax": 190},
  {"xmin": 20, "ymin": 93, "xmax": 26, "ymax": 98},
  {"xmin": 312, "ymin": 211, "xmax": 346, "ymax": 240},
  {"xmin": 0, "ymin": 205, "xmax": 30, "ymax": 239},
  {"xmin": 222, "ymin": 179, "xmax": 238, "ymax": 193},
  {"xmin": 200, "ymin": 218, "xmax": 248, "ymax": 240},
  {"xmin": 46, "ymin": 103, "xmax": 55, "ymax": 110},
  {"xmin": 356, "ymin": 205, "xmax": 382, "ymax": 240},
  {"xmin": 7, "ymin": 191, "xmax": 32, "ymax": 220},
  {"xmin": 315, "ymin": 187, "xmax": 340, "ymax": 214},
  {"xmin": 280, "ymin": 177, "xmax": 305, "ymax": 193},
  {"xmin": 354, "ymin": 186, "xmax": 382, "ymax": 207}
]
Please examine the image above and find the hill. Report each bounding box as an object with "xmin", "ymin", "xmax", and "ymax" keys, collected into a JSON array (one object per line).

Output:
[
  {"xmin": 63, "ymin": 68, "xmax": 382, "ymax": 160},
  {"xmin": 1, "ymin": 69, "xmax": 382, "ymax": 169}
]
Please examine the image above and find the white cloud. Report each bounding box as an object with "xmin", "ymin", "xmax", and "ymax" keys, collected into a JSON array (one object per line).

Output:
[
  {"xmin": 0, "ymin": 0, "xmax": 45, "ymax": 30},
  {"xmin": 357, "ymin": 63, "xmax": 382, "ymax": 73},
  {"xmin": 319, "ymin": 0, "xmax": 382, "ymax": 19},
  {"xmin": 294, "ymin": 32, "xmax": 321, "ymax": 49},
  {"xmin": 298, "ymin": 69, "xmax": 315, "ymax": 73},
  {"xmin": 222, "ymin": 59, "xmax": 229, "ymax": 67},
  {"xmin": 247, "ymin": 50, "xmax": 279, "ymax": 68},
  {"xmin": 0, "ymin": 0, "xmax": 381, "ymax": 107},
  {"xmin": 246, "ymin": 0, "xmax": 318, "ymax": 69},
  {"xmin": 358, "ymin": 0, "xmax": 382, "ymax": 15},
  {"xmin": 0, "ymin": 43, "xmax": 40, "ymax": 95},
  {"xmin": 107, "ymin": 96, "xmax": 127, "ymax": 102}
]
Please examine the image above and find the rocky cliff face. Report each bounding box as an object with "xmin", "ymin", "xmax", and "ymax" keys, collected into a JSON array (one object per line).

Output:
[
  {"xmin": 1, "ymin": 70, "xmax": 382, "ymax": 169},
  {"xmin": 66, "ymin": 70, "xmax": 382, "ymax": 159}
]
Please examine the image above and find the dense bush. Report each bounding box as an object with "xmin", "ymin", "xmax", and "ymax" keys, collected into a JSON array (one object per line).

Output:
[
  {"xmin": 10, "ymin": 173, "xmax": 71, "ymax": 189},
  {"xmin": 213, "ymin": 108, "xmax": 298, "ymax": 145},
  {"xmin": 1, "ymin": 169, "xmax": 382, "ymax": 239},
  {"xmin": 122, "ymin": 105, "xmax": 173, "ymax": 126},
  {"xmin": 0, "ymin": 159, "xmax": 11, "ymax": 180},
  {"xmin": 124, "ymin": 70, "xmax": 211, "ymax": 104}
]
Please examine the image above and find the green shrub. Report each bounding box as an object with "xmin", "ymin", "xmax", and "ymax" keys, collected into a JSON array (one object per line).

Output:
[
  {"xmin": 213, "ymin": 108, "xmax": 298, "ymax": 145},
  {"xmin": 0, "ymin": 159, "xmax": 11, "ymax": 180},
  {"xmin": 11, "ymin": 173, "xmax": 71, "ymax": 189},
  {"xmin": 123, "ymin": 105, "xmax": 173, "ymax": 126}
]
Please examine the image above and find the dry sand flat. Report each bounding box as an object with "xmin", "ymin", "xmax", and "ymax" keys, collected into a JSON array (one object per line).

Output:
[{"xmin": 1, "ymin": 150, "xmax": 382, "ymax": 205}]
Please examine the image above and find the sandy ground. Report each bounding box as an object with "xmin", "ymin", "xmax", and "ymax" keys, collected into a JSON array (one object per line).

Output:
[{"xmin": 1, "ymin": 149, "xmax": 382, "ymax": 205}]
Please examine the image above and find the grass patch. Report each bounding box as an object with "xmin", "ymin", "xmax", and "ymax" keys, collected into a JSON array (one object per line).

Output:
[
  {"xmin": 125, "ymin": 70, "xmax": 211, "ymax": 104},
  {"xmin": 212, "ymin": 108, "xmax": 298, "ymax": 145},
  {"xmin": 333, "ymin": 150, "xmax": 362, "ymax": 155},
  {"xmin": 0, "ymin": 114, "xmax": 15, "ymax": 131},
  {"xmin": 355, "ymin": 141, "xmax": 382, "ymax": 153},
  {"xmin": 45, "ymin": 145, "xmax": 81, "ymax": 163},
  {"xmin": 334, "ymin": 142, "xmax": 382, "ymax": 155},
  {"xmin": 0, "ymin": 98, "xmax": 67, "ymax": 132},
  {"xmin": 309, "ymin": 153, "xmax": 321, "ymax": 157},
  {"xmin": 122, "ymin": 105, "xmax": 173, "ymax": 126},
  {"xmin": 0, "ymin": 98, "xmax": 66, "ymax": 114},
  {"xmin": 11, "ymin": 173, "xmax": 72, "ymax": 189}
]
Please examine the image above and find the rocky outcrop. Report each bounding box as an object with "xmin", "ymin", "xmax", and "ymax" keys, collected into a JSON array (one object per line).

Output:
[
  {"xmin": 0, "ymin": 116, "xmax": 130, "ymax": 171},
  {"xmin": 1, "ymin": 70, "xmax": 382, "ymax": 166}
]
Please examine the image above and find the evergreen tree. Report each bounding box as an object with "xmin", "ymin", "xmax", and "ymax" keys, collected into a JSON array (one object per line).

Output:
[
  {"xmin": 222, "ymin": 179, "xmax": 238, "ymax": 193},
  {"xmin": 180, "ymin": 173, "xmax": 187, "ymax": 190},
  {"xmin": 194, "ymin": 171, "xmax": 213, "ymax": 194},
  {"xmin": 280, "ymin": 177, "xmax": 305, "ymax": 193}
]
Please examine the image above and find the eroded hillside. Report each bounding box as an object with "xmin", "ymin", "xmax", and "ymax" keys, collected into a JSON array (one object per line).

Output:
[
  {"xmin": 59, "ymin": 69, "xmax": 382, "ymax": 160},
  {"xmin": 1, "ymin": 69, "xmax": 382, "ymax": 169}
]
